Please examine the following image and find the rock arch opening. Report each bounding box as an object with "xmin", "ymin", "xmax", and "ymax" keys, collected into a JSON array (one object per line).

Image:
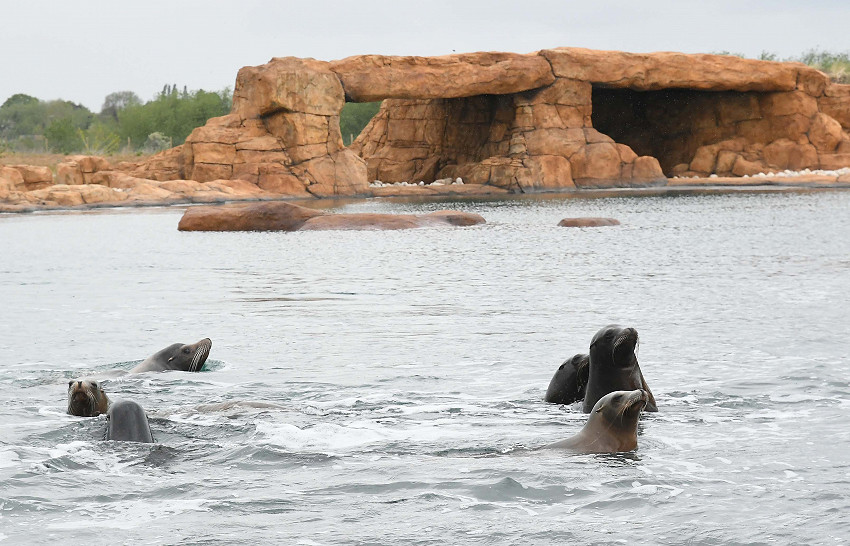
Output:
[
  {"xmin": 590, "ymin": 86, "xmax": 767, "ymax": 175},
  {"xmin": 340, "ymin": 101, "xmax": 382, "ymax": 146},
  {"xmin": 351, "ymin": 94, "xmax": 517, "ymax": 184}
]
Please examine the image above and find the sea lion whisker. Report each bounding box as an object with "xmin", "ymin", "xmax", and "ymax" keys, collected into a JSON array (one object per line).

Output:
[{"xmin": 130, "ymin": 338, "xmax": 212, "ymax": 373}]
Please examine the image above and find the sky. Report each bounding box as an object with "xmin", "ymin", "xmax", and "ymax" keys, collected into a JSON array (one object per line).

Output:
[{"xmin": 2, "ymin": 0, "xmax": 849, "ymax": 112}]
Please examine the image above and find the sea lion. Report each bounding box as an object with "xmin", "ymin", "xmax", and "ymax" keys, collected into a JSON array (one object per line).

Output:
[
  {"xmin": 544, "ymin": 353, "xmax": 590, "ymax": 405},
  {"xmin": 105, "ymin": 400, "xmax": 154, "ymax": 443},
  {"xmin": 582, "ymin": 325, "xmax": 657, "ymax": 413},
  {"xmin": 129, "ymin": 338, "xmax": 212, "ymax": 373},
  {"xmin": 67, "ymin": 378, "xmax": 111, "ymax": 417},
  {"xmin": 544, "ymin": 389, "xmax": 648, "ymax": 453}
]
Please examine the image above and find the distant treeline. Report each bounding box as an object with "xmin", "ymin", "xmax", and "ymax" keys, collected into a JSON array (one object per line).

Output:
[
  {"xmin": 0, "ymin": 86, "xmax": 232, "ymax": 155},
  {"xmin": 0, "ymin": 85, "xmax": 383, "ymax": 156}
]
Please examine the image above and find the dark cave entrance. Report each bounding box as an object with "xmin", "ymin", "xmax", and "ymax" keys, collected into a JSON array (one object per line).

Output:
[{"xmin": 590, "ymin": 86, "xmax": 761, "ymax": 175}]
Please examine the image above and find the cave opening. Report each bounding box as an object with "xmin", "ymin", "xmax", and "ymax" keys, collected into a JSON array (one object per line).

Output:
[
  {"xmin": 353, "ymin": 94, "xmax": 515, "ymax": 184},
  {"xmin": 590, "ymin": 86, "xmax": 761, "ymax": 175}
]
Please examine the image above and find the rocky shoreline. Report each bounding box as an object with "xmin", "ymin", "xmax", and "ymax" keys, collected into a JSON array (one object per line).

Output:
[
  {"xmin": 2, "ymin": 162, "xmax": 849, "ymax": 215},
  {"xmin": 4, "ymin": 47, "xmax": 850, "ymax": 214}
]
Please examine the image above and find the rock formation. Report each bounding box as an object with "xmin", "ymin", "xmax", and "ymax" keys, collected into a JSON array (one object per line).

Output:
[
  {"xmin": 177, "ymin": 47, "xmax": 849, "ymax": 192},
  {"xmin": 177, "ymin": 201, "xmax": 486, "ymax": 231},
  {"xmin": 558, "ymin": 217, "xmax": 621, "ymax": 227},
  {"xmin": 3, "ymin": 47, "xmax": 850, "ymax": 212},
  {"xmin": 353, "ymin": 49, "xmax": 850, "ymax": 184}
]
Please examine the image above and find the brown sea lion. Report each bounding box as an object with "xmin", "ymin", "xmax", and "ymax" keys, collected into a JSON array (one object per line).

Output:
[
  {"xmin": 544, "ymin": 389, "xmax": 648, "ymax": 453},
  {"xmin": 129, "ymin": 338, "xmax": 212, "ymax": 373},
  {"xmin": 544, "ymin": 353, "xmax": 590, "ymax": 405},
  {"xmin": 67, "ymin": 378, "xmax": 111, "ymax": 417},
  {"xmin": 582, "ymin": 325, "xmax": 657, "ymax": 413}
]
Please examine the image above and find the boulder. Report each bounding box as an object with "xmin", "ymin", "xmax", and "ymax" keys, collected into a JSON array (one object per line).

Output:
[
  {"xmin": 300, "ymin": 210, "xmax": 485, "ymax": 231},
  {"xmin": 329, "ymin": 52, "xmax": 555, "ymax": 102},
  {"xmin": 0, "ymin": 166, "xmax": 25, "ymax": 188},
  {"xmin": 808, "ymin": 113, "xmax": 845, "ymax": 151},
  {"xmin": 177, "ymin": 201, "xmax": 485, "ymax": 231},
  {"xmin": 540, "ymin": 48, "xmax": 798, "ymax": 92},
  {"xmin": 56, "ymin": 161, "xmax": 84, "ymax": 186},
  {"xmin": 5, "ymin": 165, "xmax": 53, "ymax": 189},
  {"xmin": 232, "ymin": 57, "xmax": 345, "ymax": 118},
  {"xmin": 558, "ymin": 217, "xmax": 620, "ymax": 227},
  {"xmin": 67, "ymin": 155, "xmax": 110, "ymax": 173}
]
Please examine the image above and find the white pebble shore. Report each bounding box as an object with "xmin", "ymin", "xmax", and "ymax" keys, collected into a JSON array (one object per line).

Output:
[
  {"xmin": 673, "ymin": 167, "xmax": 850, "ymax": 179},
  {"xmin": 369, "ymin": 177, "xmax": 465, "ymax": 188}
]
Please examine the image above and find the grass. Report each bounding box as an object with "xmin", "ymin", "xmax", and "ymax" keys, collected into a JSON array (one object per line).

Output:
[
  {"xmin": 1, "ymin": 152, "xmax": 153, "ymax": 171},
  {"xmin": 794, "ymin": 49, "xmax": 850, "ymax": 84},
  {"xmin": 720, "ymin": 49, "xmax": 850, "ymax": 84}
]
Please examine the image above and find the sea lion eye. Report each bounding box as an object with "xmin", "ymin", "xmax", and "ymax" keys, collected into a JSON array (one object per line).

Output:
[
  {"xmin": 68, "ymin": 380, "xmax": 74, "ymax": 388},
  {"xmin": 91, "ymin": 382, "xmax": 98, "ymax": 389},
  {"xmin": 183, "ymin": 348, "xmax": 190, "ymax": 354}
]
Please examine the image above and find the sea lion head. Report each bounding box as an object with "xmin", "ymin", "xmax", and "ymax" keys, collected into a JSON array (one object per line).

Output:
[
  {"xmin": 547, "ymin": 388, "xmax": 649, "ymax": 453},
  {"xmin": 592, "ymin": 388, "xmax": 648, "ymax": 427},
  {"xmin": 579, "ymin": 389, "xmax": 648, "ymax": 453},
  {"xmin": 165, "ymin": 338, "xmax": 212, "ymax": 372},
  {"xmin": 67, "ymin": 378, "xmax": 110, "ymax": 417},
  {"xmin": 590, "ymin": 325, "xmax": 639, "ymax": 368},
  {"xmin": 544, "ymin": 353, "xmax": 590, "ymax": 404}
]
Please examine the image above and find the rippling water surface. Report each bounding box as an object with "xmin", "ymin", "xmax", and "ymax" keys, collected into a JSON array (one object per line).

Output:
[{"xmin": 1, "ymin": 191, "xmax": 849, "ymax": 544}]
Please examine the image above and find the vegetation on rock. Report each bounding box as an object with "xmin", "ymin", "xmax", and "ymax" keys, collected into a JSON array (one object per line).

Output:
[{"xmin": 714, "ymin": 49, "xmax": 850, "ymax": 84}]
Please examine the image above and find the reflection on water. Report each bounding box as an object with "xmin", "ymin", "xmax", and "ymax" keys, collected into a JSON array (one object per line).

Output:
[{"xmin": 1, "ymin": 191, "xmax": 849, "ymax": 544}]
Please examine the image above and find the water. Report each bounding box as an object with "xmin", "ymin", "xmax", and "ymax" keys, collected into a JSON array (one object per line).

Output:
[{"xmin": 1, "ymin": 190, "xmax": 849, "ymax": 544}]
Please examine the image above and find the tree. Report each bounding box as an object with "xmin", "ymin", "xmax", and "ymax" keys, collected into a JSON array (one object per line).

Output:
[
  {"xmin": 101, "ymin": 91, "xmax": 142, "ymax": 121},
  {"xmin": 117, "ymin": 86, "xmax": 231, "ymax": 149},
  {"xmin": 44, "ymin": 117, "xmax": 80, "ymax": 153},
  {"xmin": 1, "ymin": 93, "xmax": 39, "ymax": 109},
  {"xmin": 340, "ymin": 101, "xmax": 382, "ymax": 145}
]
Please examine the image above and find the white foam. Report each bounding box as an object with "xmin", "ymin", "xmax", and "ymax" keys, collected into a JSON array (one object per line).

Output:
[
  {"xmin": 46, "ymin": 498, "xmax": 211, "ymax": 530},
  {"xmin": 0, "ymin": 449, "xmax": 21, "ymax": 469},
  {"xmin": 42, "ymin": 441, "xmax": 131, "ymax": 474},
  {"xmin": 255, "ymin": 418, "xmax": 478, "ymax": 453}
]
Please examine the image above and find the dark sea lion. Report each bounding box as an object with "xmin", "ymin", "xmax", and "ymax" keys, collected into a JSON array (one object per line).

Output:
[
  {"xmin": 544, "ymin": 353, "xmax": 590, "ymax": 405},
  {"xmin": 67, "ymin": 378, "xmax": 111, "ymax": 417},
  {"xmin": 544, "ymin": 389, "xmax": 648, "ymax": 453},
  {"xmin": 129, "ymin": 338, "xmax": 212, "ymax": 373},
  {"xmin": 582, "ymin": 325, "xmax": 657, "ymax": 413},
  {"xmin": 106, "ymin": 400, "xmax": 154, "ymax": 443}
]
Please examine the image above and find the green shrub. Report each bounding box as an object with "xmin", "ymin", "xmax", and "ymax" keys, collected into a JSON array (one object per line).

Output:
[
  {"xmin": 340, "ymin": 101, "xmax": 382, "ymax": 145},
  {"xmin": 78, "ymin": 123, "xmax": 121, "ymax": 155}
]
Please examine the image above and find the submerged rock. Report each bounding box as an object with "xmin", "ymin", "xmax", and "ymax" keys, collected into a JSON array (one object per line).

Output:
[
  {"xmin": 558, "ymin": 217, "xmax": 620, "ymax": 227},
  {"xmin": 177, "ymin": 201, "xmax": 485, "ymax": 232}
]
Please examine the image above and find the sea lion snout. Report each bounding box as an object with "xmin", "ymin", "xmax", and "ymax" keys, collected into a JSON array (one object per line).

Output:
[
  {"xmin": 66, "ymin": 378, "xmax": 110, "ymax": 417},
  {"xmin": 612, "ymin": 328, "xmax": 638, "ymax": 351},
  {"xmin": 630, "ymin": 389, "xmax": 649, "ymax": 408}
]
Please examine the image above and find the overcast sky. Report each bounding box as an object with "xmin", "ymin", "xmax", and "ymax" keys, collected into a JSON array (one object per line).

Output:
[{"xmin": 2, "ymin": 0, "xmax": 848, "ymax": 111}]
